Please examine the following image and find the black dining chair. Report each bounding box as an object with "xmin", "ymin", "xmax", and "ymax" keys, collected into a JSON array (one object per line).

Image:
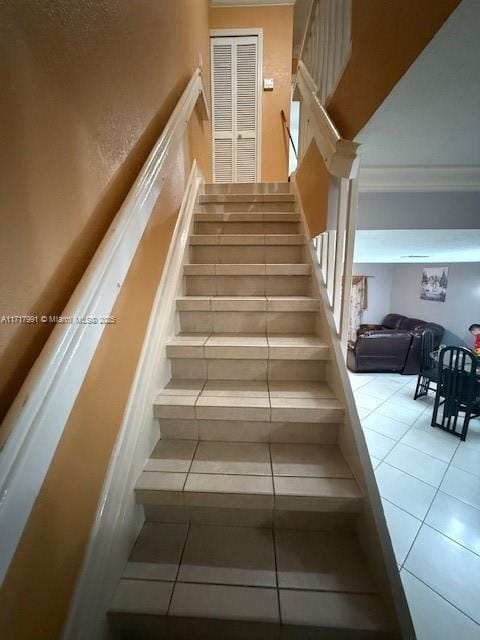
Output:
[
  {"xmin": 431, "ymin": 346, "xmax": 480, "ymax": 441},
  {"xmin": 414, "ymin": 329, "xmax": 438, "ymax": 400}
]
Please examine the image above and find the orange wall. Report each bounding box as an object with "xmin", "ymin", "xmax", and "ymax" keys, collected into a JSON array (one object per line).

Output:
[
  {"xmin": 0, "ymin": 1, "xmax": 211, "ymax": 638},
  {"xmin": 328, "ymin": 0, "xmax": 462, "ymax": 140},
  {"xmin": 210, "ymin": 4, "xmax": 293, "ymax": 182},
  {"xmin": 0, "ymin": 146, "xmax": 192, "ymax": 639},
  {"xmin": 0, "ymin": 0, "xmax": 211, "ymax": 431},
  {"xmin": 296, "ymin": 139, "xmax": 330, "ymax": 238}
]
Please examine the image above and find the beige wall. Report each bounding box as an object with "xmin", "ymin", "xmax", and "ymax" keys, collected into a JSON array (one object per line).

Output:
[
  {"xmin": 0, "ymin": 1, "xmax": 211, "ymax": 637},
  {"xmin": 0, "ymin": 0, "xmax": 211, "ymax": 429},
  {"xmin": 328, "ymin": 0, "xmax": 461, "ymax": 140},
  {"xmin": 210, "ymin": 4, "xmax": 293, "ymax": 182}
]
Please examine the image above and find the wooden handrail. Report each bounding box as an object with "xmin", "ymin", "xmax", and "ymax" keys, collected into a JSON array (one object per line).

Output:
[
  {"xmin": 298, "ymin": 0, "xmax": 318, "ymax": 68},
  {"xmin": 281, "ymin": 109, "xmax": 298, "ymax": 159}
]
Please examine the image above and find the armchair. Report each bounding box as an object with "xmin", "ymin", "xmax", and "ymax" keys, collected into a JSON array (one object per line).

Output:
[{"xmin": 347, "ymin": 329, "xmax": 414, "ymax": 373}]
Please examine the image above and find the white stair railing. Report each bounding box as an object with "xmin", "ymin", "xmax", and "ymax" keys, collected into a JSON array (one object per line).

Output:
[
  {"xmin": 300, "ymin": 0, "xmax": 352, "ymax": 107},
  {"xmin": 295, "ymin": 0, "xmax": 357, "ymax": 349}
]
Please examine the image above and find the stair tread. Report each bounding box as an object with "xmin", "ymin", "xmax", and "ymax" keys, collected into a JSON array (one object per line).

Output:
[
  {"xmin": 139, "ymin": 441, "xmax": 358, "ymax": 491},
  {"xmin": 154, "ymin": 383, "xmax": 342, "ymax": 423},
  {"xmin": 159, "ymin": 379, "xmax": 335, "ymax": 398},
  {"xmin": 165, "ymin": 333, "xmax": 331, "ymax": 361},
  {"xmin": 111, "ymin": 524, "xmax": 389, "ymax": 634}
]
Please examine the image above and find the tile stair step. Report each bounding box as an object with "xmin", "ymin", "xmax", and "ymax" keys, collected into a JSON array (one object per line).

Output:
[
  {"xmin": 183, "ymin": 264, "xmax": 311, "ymax": 275},
  {"xmin": 176, "ymin": 296, "xmax": 321, "ymax": 311},
  {"xmin": 185, "ymin": 277, "xmax": 312, "ymax": 296},
  {"xmin": 189, "ymin": 245, "xmax": 306, "ymax": 265},
  {"xmin": 177, "ymin": 296, "xmax": 320, "ymax": 334},
  {"xmin": 199, "ymin": 193, "xmax": 295, "ymax": 203},
  {"xmin": 109, "ymin": 523, "xmax": 391, "ymax": 638},
  {"xmin": 194, "ymin": 221, "xmax": 300, "ymax": 235},
  {"xmin": 135, "ymin": 440, "xmax": 363, "ymax": 517},
  {"xmin": 197, "ymin": 201, "xmax": 296, "ymax": 213},
  {"xmin": 190, "ymin": 234, "xmax": 305, "ymax": 246},
  {"xmin": 194, "ymin": 212, "xmax": 299, "ymax": 221},
  {"xmin": 153, "ymin": 392, "xmax": 343, "ymax": 424},
  {"xmin": 165, "ymin": 334, "xmax": 330, "ymax": 361},
  {"xmin": 204, "ymin": 181, "xmax": 291, "ymax": 194}
]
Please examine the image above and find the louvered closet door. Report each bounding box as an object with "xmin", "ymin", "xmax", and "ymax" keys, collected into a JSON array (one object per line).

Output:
[{"xmin": 211, "ymin": 36, "xmax": 259, "ymax": 183}]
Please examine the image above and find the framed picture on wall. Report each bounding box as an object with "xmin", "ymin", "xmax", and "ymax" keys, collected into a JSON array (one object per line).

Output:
[{"xmin": 420, "ymin": 267, "xmax": 448, "ymax": 302}]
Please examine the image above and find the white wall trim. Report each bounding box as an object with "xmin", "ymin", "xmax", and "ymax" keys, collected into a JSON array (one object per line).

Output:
[
  {"xmin": 62, "ymin": 163, "xmax": 202, "ymax": 640},
  {"xmin": 210, "ymin": 27, "xmax": 263, "ymax": 38},
  {"xmin": 359, "ymin": 165, "xmax": 480, "ymax": 192},
  {"xmin": 296, "ymin": 61, "xmax": 359, "ymax": 179},
  {"xmin": 0, "ymin": 69, "xmax": 209, "ymax": 587}
]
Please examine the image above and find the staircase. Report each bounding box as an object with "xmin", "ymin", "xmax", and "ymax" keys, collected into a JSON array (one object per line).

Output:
[{"xmin": 108, "ymin": 184, "xmax": 393, "ymax": 638}]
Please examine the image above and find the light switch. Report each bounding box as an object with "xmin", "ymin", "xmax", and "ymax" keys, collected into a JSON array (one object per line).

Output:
[{"xmin": 263, "ymin": 77, "xmax": 274, "ymax": 91}]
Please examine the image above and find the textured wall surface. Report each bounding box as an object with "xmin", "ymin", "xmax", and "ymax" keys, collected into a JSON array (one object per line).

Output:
[
  {"xmin": 0, "ymin": 1, "xmax": 211, "ymax": 637},
  {"xmin": 210, "ymin": 4, "xmax": 293, "ymax": 182},
  {"xmin": 0, "ymin": 0, "xmax": 211, "ymax": 426}
]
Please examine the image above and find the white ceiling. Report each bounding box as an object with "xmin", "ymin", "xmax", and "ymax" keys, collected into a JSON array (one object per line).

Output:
[
  {"xmin": 357, "ymin": 0, "xmax": 480, "ymax": 167},
  {"xmin": 354, "ymin": 229, "xmax": 480, "ymax": 263}
]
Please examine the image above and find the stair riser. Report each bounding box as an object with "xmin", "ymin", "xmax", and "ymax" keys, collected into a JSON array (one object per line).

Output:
[
  {"xmin": 204, "ymin": 182, "xmax": 291, "ymax": 195},
  {"xmin": 154, "ymin": 405, "xmax": 343, "ymax": 424},
  {"xmin": 141, "ymin": 504, "xmax": 359, "ymax": 532},
  {"xmin": 156, "ymin": 419, "xmax": 338, "ymax": 443},
  {"xmin": 110, "ymin": 615, "xmax": 391, "ymax": 640},
  {"xmin": 199, "ymin": 194, "xmax": 295, "ymax": 204},
  {"xmin": 178, "ymin": 310, "xmax": 318, "ymax": 334},
  {"xmin": 195, "ymin": 213, "xmax": 299, "ymax": 222},
  {"xmin": 170, "ymin": 359, "xmax": 327, "ymax": 381},
  {"xmin": 196, "ymin": 202, "xmax": 295, "ymax": 213},
  {"xmin": 136, "ymin": 498, "xmax": 363, "ymax": 532},
  {"xmin": 195, "ymin": 221, "xmax": 300, "ymax": 235},
  {"xmin": 138, "ymin": 486, "xmax": 362, "ymax": 517},
  {"xmin": 185, "ymin": 275, "xmax": 312, "ymax": 296},
  {"xmin": 190, "ymin": 245, "xmax": 305, "ymax": 264}
]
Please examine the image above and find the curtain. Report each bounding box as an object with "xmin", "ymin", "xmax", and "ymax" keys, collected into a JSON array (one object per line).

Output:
[{"xmin": 348, "ymin": 276, "xmax": 368, "ymax": 343}]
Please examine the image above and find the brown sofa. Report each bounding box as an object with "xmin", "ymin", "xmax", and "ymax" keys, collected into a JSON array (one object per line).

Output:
[{"xmin": 347, "ymin": 313, "xmax": 444, "ymax": 374}]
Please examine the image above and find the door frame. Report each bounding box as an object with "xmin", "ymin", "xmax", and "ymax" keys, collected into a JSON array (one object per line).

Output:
[{"xmin": 210, "ymin": 28, "xmax": 263, "ymax": 182}]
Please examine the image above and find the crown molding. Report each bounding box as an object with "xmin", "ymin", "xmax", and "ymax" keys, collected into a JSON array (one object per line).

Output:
[{"xmin": 359, "ymin": 165, "xmax": 480, "ymax": 192}]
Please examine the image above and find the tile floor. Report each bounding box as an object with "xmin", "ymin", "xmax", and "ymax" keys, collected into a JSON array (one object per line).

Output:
[{"xmin": 349, "ymin": 370, "xmax": 480, "ymax": 639}]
